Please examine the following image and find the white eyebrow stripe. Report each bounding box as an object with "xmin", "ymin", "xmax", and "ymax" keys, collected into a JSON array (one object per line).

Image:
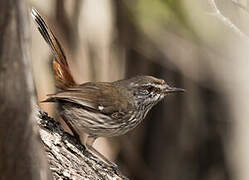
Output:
[{"xmin": 146, "ymin": 83, "xmax": 165, "ymax": 89}]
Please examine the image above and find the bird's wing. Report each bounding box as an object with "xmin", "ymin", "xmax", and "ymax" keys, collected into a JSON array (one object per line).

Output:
[{"xmin": 43, "ymin": 82, "xmax": 130, "ymax": 117}]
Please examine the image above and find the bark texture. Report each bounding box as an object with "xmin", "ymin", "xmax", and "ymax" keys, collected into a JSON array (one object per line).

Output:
[{"xmin": 38, "ymin": 110, "xmax": 128, "ymax": 180}]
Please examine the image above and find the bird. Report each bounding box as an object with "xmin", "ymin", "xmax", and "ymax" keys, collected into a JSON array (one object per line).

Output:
[{"xmin": 31, "ymin": 8, "xmax": 184, "ymax": 167}]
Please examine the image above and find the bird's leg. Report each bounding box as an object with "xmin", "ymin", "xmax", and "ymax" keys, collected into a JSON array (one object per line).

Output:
[
  {"xmin": 86, "ymin": 135, "xmax": 117, "ymax": 168},
  {"xmin": 60, "ymin": 115, "xmax": 81, "ymax": 143}
]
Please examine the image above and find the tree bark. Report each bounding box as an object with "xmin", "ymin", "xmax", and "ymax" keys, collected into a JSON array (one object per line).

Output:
[
  {"xmin": 0, "ymin": 0, "xmax": 50, "ymax": 179},
  {"xmin": 38, "ymin": 110, "xmax": 128, "ymax": 180}
]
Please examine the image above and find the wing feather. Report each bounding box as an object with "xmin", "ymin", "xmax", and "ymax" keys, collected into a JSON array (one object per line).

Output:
[{"xmin": 43, "ymin": 82, "xmax": 131, "ymax": 116}]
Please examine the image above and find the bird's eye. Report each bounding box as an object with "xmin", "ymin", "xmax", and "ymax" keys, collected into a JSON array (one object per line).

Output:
[
  {"xmin": 134, "ymin": 85, "xmax": 155, "ymax": 96},
  {"xmin": 146, "ymin": 85, "xmax": 154, "ymax": 92},
  {"xmin": 138, "ymin": 85, "xmax": 154, "ymax": 95},
  {"xmin": 139, "ymin": 89, "xmax": 150, "ymax": 95}
]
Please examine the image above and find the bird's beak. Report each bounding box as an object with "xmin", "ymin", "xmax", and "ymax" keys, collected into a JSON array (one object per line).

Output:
[{"xmin": 164, "ymin": 86, "xmax": 185, "ymax": 94}]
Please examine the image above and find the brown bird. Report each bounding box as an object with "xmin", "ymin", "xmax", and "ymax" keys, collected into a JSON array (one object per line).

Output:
[{"xmin": 31, "ymin": 8, "xmax": 184, "ymax": 166}]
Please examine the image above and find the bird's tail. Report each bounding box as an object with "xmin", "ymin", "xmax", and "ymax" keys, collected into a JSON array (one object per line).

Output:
[{"xmin": 31, "ymin": 8, "xmax": 75, "ymax": 90}]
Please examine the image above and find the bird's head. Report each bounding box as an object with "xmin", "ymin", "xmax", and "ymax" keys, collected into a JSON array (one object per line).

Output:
[{"xmin": 120, "ymin": 75, "xmax": 185, "ymax": 109}]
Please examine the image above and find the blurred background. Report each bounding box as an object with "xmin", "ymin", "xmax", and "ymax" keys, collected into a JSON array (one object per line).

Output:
[{"xmin": 30, "ymin": 0, "xmax": 249, "ymax": 180}]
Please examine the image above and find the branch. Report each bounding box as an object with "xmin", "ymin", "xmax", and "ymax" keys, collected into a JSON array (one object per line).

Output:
[
  {"xmin": 37, "ymin": 110, "xmax": 128, "ymax": 180},
  {"xmin": 232, "ymin": 0, "xmax": 249, "ymax": 14},
  {"xmin": 207, "ymin": 0, "xmax": 249, "ymax": 41}
]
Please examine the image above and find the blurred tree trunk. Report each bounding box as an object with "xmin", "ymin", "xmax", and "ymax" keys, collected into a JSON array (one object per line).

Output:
[{"xmin": 0, "ymin": 0, "xmax": 50, "ymax": 179}]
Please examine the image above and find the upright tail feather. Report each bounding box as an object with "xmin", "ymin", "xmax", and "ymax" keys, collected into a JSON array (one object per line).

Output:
[{"xmin": 31, "ymin": 8, "xmax": 75, "ymax": 89}]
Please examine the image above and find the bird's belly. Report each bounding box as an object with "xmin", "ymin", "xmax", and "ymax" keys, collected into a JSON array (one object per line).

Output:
[{"xmin": 62, "ymin": 107, "xmax": 143, "ymax": 137}]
